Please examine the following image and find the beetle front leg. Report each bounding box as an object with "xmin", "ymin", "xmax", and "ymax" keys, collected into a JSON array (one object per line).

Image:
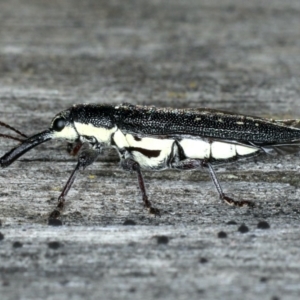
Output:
[
  {"xmin": 120, "ymin": 158, "xmax": 160, "ymax": 216},
  {"xmin": 172, "ymin": 159, "xmax": 254, "ymax": 207},
  {"xmin": 49, "ymin": 143, "xmax": 101, "ymax": 219}
]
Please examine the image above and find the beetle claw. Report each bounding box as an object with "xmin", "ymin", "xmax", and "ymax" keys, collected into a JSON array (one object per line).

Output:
[
  {"xmin": 149, "ymin": 207, "xmax": 161, "ymax": 217},
  {"xmin": 49, "ymin": 209, "xmax": 61, "ymax": 219}
]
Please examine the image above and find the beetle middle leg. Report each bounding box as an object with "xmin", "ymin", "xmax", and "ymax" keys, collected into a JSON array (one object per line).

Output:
[
  {"xmin": 172, "ymin": 159, "xmax": 254, "ymax": 207},
  {"xmin": 49, "ymin": 143, "xmax": 101, "ymax": 219},
  {"xmin": 120, "ymin": 158, "xmax": 161, "ymax": 216}
]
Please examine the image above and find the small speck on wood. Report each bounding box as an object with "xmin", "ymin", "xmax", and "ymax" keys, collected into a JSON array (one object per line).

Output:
[
  {"xmin": 48, "ymin": 241, "xmax": 61, "ymax": 250},
  {"xmin": 257, "ymin": 221, "xmax": 270, "ymax": 229},
  {"xmin": 218, "ymin": 231, "xmax": 227, "ymax": 238},
  {"xmin": 2, "ymin": 280, "xmax": 10, "ymax": 287},
  {"xmin": 12, "ymin": 241, "xmax": 22, "ymax": 248},
  {"xmin": 199, "ymin": 257, "xmax": 208, "ymax": 264},
  {"xmin": 238, "ymin": 224, "xmax": 249, "ymax": 233},
  {"xmin": 227, "ymin": 220, "xmax": 237, "ymax": 225},
  {"xmin": 128, "ymin": 287, "xmax": 136, "ymax": 293},
  {"xmin": 260, "ymin": 277, "xmax": 268, "ymax": 282},
  {"xmin": 155, "ymin": 235, "xmax": 169, "ymax": 244},
  {"xmin": 123, "ymin": 219, "xmax": 136, "ymax": 226}
]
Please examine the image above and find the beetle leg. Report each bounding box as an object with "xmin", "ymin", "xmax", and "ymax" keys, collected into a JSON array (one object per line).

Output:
[
  {"xmin": 172, "ymin": 159, "xmax": 254, "ymax": 207},
  {"xmin": 66, "ymin": 141, "xmax": 83, "ymax": 156},
  {"xmin": 202, "ymin": 161, "xmax": 254, "ymax": 207},
  {"xmin": 49, "ymin": 143, "xmax": 100, "ymax": 219},
  {"xmin": 120, "ymin": 158, "xmax": 161, "ymax": 216}
]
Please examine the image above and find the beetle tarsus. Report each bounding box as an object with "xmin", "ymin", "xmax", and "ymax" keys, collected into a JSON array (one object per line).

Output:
[
  {"xmin": 222, "ymin": 195, "xmax": 255, "ymax": 207},
  {"xmin": 142, "ymin": 195, "xmax": 161, "ymax": 216},
  {"xmin": 48, "ymin": 199, "xmax": 65, "ymax": 221},
  {"xmin": 148, "ymin": 206, "xmax": 161, "ymax": 217},
  {"xmin": 49, "ymin": 209, "xmax": 61, "ymax": 219},
  {"xmin": 57, "ymin": 197, "xmax": 65, "ymax": 210}
]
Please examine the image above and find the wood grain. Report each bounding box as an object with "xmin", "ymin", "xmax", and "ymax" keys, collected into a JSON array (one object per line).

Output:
[{"xmin": 1, "ymin": 1, "xmax": 300, "ymax": 299}]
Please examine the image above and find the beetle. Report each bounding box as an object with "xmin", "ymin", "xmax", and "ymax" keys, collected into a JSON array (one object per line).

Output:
[{"xmin": 1, "ymin": 103, "xmax": 300, "ymax": 218}]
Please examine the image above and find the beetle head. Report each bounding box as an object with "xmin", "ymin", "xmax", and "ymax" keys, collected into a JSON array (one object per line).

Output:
[
  {"xmin": 50, "ymin": 104, "xmax": 117, "ymax": 145},
  {"xmin": 0, "ymin": 107, "xmax": 79, "ymax": 168},
  {"xmin": 50, "ymin": 108, "xmax": 78, "ymax": 141},
  {"xmin": 0, "ymin": 104, "xmax": 116, "ymax": 168}
]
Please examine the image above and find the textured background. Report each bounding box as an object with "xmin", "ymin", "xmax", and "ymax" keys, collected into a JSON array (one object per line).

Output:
[{"xmin": 1, "ymin": 0, "xmax": 300, "ymax": 299}]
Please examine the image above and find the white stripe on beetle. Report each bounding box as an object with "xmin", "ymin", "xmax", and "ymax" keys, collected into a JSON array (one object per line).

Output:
[
  {"xmin": 236, "ymin": 145, "xmax": 258, "ymax": 156},
  {"xmin": 179, "ymin": 139, "xmax": 211, "ymax": 159},
  {"xmin": 211, "ymin": 142, "xmax": 236, "ymax": 159},
  {"xmin": 74, "ymin": 122, "xmax": 117, "ymax": 144}
]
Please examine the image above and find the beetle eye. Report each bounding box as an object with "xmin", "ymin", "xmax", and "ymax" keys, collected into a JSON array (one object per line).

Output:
[{"xmin": 52, "ymin": 117, "xmax": 66, "ymax": 132}]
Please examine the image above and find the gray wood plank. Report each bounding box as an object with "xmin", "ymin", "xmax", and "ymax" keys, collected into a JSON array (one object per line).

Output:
[{"xmin": 1, "ymin": 0, "xmax": 300, "ymax": 299}]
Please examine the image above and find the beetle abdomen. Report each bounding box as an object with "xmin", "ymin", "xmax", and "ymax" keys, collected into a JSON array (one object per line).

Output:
[
  {"xmin": 179, "ymin": 139, "xmax": 259, "ymax": 161},
  {"xmin": 112, "ymin": 129, "xmax": 260, "ymax": 170}
]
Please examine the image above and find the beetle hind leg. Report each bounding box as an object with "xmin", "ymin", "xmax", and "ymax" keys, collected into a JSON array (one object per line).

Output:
[
  {"xmin": 203, "ymin": 161, "xmax": 255, "ymax": 207},
  {"xmin": 120, "ymin": 158, "xmax": 161, "ymax": 216},
  {"xmin": 172, "ymin": 159, "xmax": 254, "ymax": 208}
]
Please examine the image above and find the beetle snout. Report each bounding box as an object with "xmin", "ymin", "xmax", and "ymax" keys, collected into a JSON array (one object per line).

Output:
[{"xmin": 0, "ymin": 130, "xmax": 53, "ymax": 168}]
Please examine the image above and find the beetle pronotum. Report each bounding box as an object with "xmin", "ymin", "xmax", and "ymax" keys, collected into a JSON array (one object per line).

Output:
[{"xmin": 1, "ymin": 103, "xmax": 300, "ymax": 218}]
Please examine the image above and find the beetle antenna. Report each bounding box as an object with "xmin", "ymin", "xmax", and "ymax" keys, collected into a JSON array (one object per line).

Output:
[
  {"xmin": 0, "ymin": 134, "xmax": 25, "ymax": 142},
  {"xmin": 0, "ymin": 121, "xmax": 28, "ymax": 138},
  {"xmin": 0, "ymin": 121, "xmax": 28, "ymax": 142}
]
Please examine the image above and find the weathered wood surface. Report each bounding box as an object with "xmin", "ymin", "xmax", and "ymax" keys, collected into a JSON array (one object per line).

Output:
[{"xmin": 1, "ymin": 0, "xmax": 300, "ymax": 299}]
